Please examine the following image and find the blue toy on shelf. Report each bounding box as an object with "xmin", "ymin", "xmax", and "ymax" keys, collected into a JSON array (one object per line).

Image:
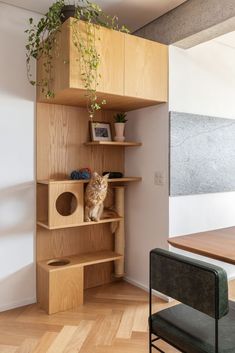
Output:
[{"xmin": 70, "ymin": 168, "xmax": 91, "ymax": 180}]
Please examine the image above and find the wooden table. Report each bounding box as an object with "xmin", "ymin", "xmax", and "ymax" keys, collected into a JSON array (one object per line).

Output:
[{"xmin": 168, "ymin": 227, "xmax": 235, "ymax": 265}]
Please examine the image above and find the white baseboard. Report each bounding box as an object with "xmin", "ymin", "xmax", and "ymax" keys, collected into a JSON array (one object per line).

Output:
[
  {"xmin": 0, "ymin": 297, "xmax": 36, "ymax": 312},
  {"xmin": 124, "ymin": 276, "xmax": 172, "ymax": 302}
]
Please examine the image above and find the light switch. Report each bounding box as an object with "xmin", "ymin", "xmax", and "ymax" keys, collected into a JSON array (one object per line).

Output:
[{"xmin": 154, "ymin": 171, "xmax": 165, "ymax": 186}]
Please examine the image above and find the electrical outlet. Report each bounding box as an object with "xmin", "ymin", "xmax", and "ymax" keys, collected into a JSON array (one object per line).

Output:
[{"xmin": 154, "ymin": 171, "xmax": 165, "ymax": 186}]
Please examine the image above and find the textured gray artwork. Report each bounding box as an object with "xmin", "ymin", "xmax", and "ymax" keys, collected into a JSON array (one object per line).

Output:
[{"xmin": 170, "ymin": 112, "xmax": 235, "ymax": 196}]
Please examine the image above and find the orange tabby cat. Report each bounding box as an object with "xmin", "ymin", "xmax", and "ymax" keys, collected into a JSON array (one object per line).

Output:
[{"xmin": 84, "ymin": 172, "xmax": 109, "ymax": 222}]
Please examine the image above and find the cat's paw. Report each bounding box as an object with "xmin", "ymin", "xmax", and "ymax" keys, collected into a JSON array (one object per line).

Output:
[
  {"xmin": 92, "ymin": 217, "xmax": 100, "ymax": 222},
  {"xmin": 84, "ymin": 217, "xmax": 91, "ymax": 222}
]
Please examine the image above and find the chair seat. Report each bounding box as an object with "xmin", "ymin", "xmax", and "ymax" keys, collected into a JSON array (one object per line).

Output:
[{"xmin": 150, "ymin": 301, "xmax": 235, "ymax": 353}]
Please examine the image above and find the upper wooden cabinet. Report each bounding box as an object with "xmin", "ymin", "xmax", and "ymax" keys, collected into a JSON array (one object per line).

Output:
[
  {"xmin": 124, "ymin": 34, "xmax": 168, "ymax": 102},
  {"xmin": 37, "ymin": 19, "xmax": 168, "ymax": 110}
]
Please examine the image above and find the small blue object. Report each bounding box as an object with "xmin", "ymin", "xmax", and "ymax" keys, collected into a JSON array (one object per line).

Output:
[{"xmin": 70, "ymin": 168, "xmax": 91, "ymax": 180}]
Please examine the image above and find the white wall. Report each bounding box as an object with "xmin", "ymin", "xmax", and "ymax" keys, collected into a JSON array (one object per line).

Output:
[
  {"xmin": 125, "ymin": 104, "xmax": 169, "ymax": 289},
  {"xmin": 0, "ymin": 3, "xmax": 39, "ymax": 311},
  {"xmin": 169, "ymin": 33, "xmax": 235, "ymax": 278}
]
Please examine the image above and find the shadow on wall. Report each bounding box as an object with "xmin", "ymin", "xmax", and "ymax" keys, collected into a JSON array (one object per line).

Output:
[
  {"xmin": 0, "ymin": 4, "xmax": 36, "ymax": 101},
  {"xmin": 0, "ymin": 182, "xmax": 35, "ymax": 237},
  {"xmin": 0, "ymin": 263, "xmax": 36, "ymax": 311}
]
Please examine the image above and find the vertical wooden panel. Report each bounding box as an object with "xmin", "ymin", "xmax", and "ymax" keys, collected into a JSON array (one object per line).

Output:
[{"xmin": 36, "ymin": 103, "xmax": 124, "ymax": 180}]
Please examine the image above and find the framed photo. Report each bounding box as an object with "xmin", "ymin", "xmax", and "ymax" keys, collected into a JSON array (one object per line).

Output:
[{"xmin": 90, "ymin": 121, "xmax": 112, "ymax": 141}]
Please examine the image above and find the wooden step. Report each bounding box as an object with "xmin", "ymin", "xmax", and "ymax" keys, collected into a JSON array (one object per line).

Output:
[
  {"xmin": 38, "ymin": 251, "xmax": 123, "ymax": 272},
  {"xmin": 37, "ymin": 215, "xmax": 123, "ymax": 230},
  {"xmin": 84, "ymin": 141, "xmax": 142, "ymax": 147}
]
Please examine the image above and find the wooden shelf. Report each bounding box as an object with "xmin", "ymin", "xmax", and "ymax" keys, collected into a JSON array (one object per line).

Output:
[
  {"xmin": 38, "ymin": 250, "xmax": 123, "ymax": 272},
  {"xmin": 84, "ymin": 141, "xmax": 142, "ymax": 147},
  {"xmin": 37, "ymin": 214, "xmax": 123, "ymax": 230},
  {"xmin": 39, "ymin": 89, "xmax": 163, "ymax": 111},
  {"xmin": 37, "ymin": 177, "xmax": 141, "ymax": 185}
]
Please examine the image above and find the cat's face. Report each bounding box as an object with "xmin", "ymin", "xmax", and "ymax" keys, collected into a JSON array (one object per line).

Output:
[{"xmin": 91, "ymin": 172, "xmax": 109, "ymax": 191}]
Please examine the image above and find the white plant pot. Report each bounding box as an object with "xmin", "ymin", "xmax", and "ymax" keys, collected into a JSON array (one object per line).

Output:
[{"xmin": 114, "ymin": 123, "xmax": 126, "ymax": 142}]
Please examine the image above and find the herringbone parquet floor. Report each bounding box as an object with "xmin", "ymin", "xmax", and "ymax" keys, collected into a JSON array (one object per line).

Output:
[{"xmin": 0, "ymin": 281, "xmax": 179, "ymax": 353}]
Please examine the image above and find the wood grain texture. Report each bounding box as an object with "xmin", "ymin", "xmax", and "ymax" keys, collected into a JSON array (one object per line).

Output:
[
  {"xmin": 229, "ymin": 279, "xmax": 235, "ymax": 300},
  {"xmin": 114, "ymin": 187, "xmax": 125, "ymax": 277},
  {"xmin": 36, "ymin": 222, "xmax": 117, "ymax": 290},
  {"xmin": 36, "ymin": 103, "xmax": 124, "ymax": 180},
  {"xmin": 124, "ymin": 34, "xmax": 168, "ymax": 102},
  {"xmin": 84, "ymin": 141, "xmax": 142, "ymax": 147},
  {"xmin": 69, "ymin": 20, "xmax": 125, "ymax": 96},
  {"xmin": 37, "ymin": 177, "xmax": 142, "ymax": 185},
  {"xmin": 38, "ymin": 264, "xmax": 84, "ymax": 314},
  {"xmin": 37, "ymin": 18, "xmax": 70, "ymax": 102},
  {"xmin": 38, "ymin": 251, "xmax": 123, "ymax": 272},
  {"xmin": 31, "ymin": 332, "xmax": 58, "ymax": 353},
  {"xmin": 36, "ymin": 103, "xmax": 125, "ymax": 292},
  {"xmin": 168, "ymin": 226, "xmax": 235, "ymax": 264},
  {"xmin": 0, "ymin": 281, "xmax": 179, "ymax": 353},
  {"xmin": 37, "ymin": 19, "xmax": 168, "ymax": 110},
  {"xmin": 37, "ymin": 88, "xmax": 163, "ymax": 111},
  {"xmin": 48, "ymin": 182, "xmax": 84, "ymax": 228},
  {"xmin": 37, "ymin": 215, "xmax": 123, "ymax": 230}
]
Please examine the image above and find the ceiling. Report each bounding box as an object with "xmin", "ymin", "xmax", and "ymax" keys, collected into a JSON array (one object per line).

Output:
[
  {"xmin": 2, "ymin": 0, "xmax": 187, "ymax": 31},
  {"xmin": 215, "ymin": 30, "xmax": 235, "ymax": 49}
]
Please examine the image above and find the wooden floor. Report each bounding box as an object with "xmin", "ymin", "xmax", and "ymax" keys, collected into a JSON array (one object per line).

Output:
[
  {"xmin": 1, "ymin": 280, "xmax": 235, "ymax": 353},
  {"xmin": 0, "ymin": 281, "xmax": 179, "ymax": 353}
]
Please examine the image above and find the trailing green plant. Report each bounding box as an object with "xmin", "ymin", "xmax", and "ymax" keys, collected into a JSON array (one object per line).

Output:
[
  {"xmin": 25, "ymin": 0, "xmax": 129, "ymax": 118},
  {"xmin": 25, "ymin": 0, "xmax": 65, "ymax": 98},
  {"xmin": 114, "ymin": 112, "xmax": 128, "ymax": 123}
]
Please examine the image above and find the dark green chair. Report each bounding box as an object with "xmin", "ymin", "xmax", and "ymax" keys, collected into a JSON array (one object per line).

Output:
[{"xmin": 149, "ymin": 248, "xmax": 235, "ymax": 353}]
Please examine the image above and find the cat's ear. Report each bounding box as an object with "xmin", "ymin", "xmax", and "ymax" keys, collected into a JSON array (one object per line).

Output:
[
  {"xmin": 103, "ymin": 173, "xmax": 110, "ymax": 180},
  {"xmin": 92, "ymin": 171, "xmax": 99, "ymax": 178}
]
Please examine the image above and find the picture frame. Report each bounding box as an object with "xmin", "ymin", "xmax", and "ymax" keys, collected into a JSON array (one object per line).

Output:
[{"xmin": 89, "ymin": 121, "xmax": 112, "ymax": 141}]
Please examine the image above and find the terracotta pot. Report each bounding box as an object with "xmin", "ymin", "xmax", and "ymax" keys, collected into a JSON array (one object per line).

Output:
[{"xmin": 114, "ymin": 123, "xmax": 126, "ymax": 142}]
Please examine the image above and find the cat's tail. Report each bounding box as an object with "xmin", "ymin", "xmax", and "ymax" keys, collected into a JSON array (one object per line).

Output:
[
  {"xmin": 110, "ymin": 221, "xmax": 119, "ymax": 234},
  {"xmin": 102, "ymin": 208, "xmax": 119, "ymax": 234}
]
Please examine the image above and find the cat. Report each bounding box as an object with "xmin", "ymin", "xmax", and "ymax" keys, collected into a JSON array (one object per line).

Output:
[{"xmin": 84, "ymin": 172, "xmax": 109, "ymax": 222}]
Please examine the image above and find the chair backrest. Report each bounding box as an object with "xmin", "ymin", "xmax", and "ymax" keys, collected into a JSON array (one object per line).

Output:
[{"xmin": 150, "ymin": 248, "xmax": 229, "ymax": 319}]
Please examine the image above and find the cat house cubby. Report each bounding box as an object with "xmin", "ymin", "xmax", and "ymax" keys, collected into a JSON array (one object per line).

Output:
[
  {"xmin": 37, "ymin": 180, "xmax": 84, "ymax": 229},
  {"xmin": 36, "ymin": 17, "xmax": 168, "ymax": 314},
  {"xmin": 37, "ymin": 179, "xmax": 141, "ymax": 230}
]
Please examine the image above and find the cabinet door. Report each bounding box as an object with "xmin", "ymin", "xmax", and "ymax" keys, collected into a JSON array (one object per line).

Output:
[
  {"xmin": 96, "ymin": 26, "xmax": 124, "ymax": 96},
  {"xmin": 124, "ymin": 34, "xmax": 168, "ymax": 102},
  {"xmin": 70, "ymin": 20, "xmax": 124, "ymax": 96}
]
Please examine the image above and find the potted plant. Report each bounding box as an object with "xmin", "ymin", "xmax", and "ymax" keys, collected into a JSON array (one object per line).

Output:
[
  {"xmin": 25, "ymin": 0, "xmax": 129, "ymax": 119},
  {"xmin": 113, "ymin": 113, "xmax": 128, "ymax": 142}
]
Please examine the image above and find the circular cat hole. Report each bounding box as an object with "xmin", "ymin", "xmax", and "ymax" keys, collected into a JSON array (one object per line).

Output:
[
  {"xmin": 56, "ymin": 192, "xmax": 77, "ymax": 216},
  {"xmin": 47, "ymin": 259, "xmax": 70, "ymax": 267}
]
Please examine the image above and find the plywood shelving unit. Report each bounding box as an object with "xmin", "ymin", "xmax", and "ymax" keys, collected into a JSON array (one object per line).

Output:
[{"xmin": 36, "ymin": 17, "xmax": 168, "ymax": 314}]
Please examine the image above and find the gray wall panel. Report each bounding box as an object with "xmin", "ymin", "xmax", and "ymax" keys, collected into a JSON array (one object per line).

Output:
[{"xmin": 170, "ymin": 112, "xmax": 235, "ymax": 196}]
